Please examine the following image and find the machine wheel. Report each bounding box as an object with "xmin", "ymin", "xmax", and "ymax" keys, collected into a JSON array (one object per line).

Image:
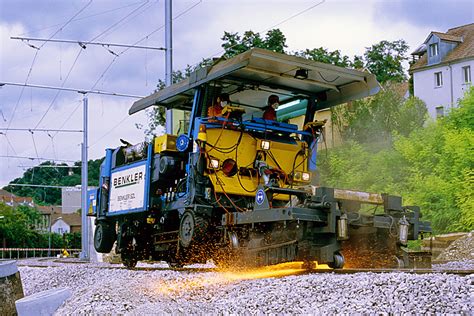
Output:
[
  {"xmin": 328, "ymin": 252, "xmax": 345, "ymax": 269},
  {"xmin": 395, "ymin": 256, "xmax": 405, "ymax": 269},
  {"xmin": 94, "ymin": 222, "xmax": 116, "ymax": 253},
  {"xmin": 168, "ymin": 261, "xmax": 184, "ymax": 269},
  {"xmin": 179, "ymin": 211, "xmax": 208, "ymax": 247},
  {"xmin": 119, "ymin": 235, "xmax": 139, "ymax": 269},
  {"xmin": 122, "ymin": 255, "xmax": 137, "ymax": 269}
]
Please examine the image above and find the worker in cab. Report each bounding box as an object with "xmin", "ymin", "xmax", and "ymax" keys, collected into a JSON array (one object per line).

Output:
[
  {"xmin": 262, "ymin": 95, "xmax": 279, "ymax": 121},
  {"xmin": 207, "ymin": 93, "xmax": 230, "ymax": 117}
]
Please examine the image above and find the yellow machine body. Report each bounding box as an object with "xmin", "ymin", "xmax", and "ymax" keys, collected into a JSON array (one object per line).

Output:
[
  {"xmin": 154, "ymin": 134, "xmax": 177, "ymax": 153},
  {"xmin": 204, "ymin": 127, "xmax": 309, "ymax": 198}
]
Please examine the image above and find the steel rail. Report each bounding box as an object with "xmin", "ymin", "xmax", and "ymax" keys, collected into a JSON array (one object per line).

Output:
[{"xmin": 15, "ymin": 261, "xmax": 473, "ymax": 276}]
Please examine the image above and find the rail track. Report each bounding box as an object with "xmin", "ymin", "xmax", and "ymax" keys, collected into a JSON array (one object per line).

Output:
[{"xmin": 15, "ymin": 259, "xmax": 474, "ymax": 276}]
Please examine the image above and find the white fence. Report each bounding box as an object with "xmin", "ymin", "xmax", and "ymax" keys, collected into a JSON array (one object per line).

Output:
[{"xmin": 0, "ymin": 248, "xmax": 81, "ymax": 259}]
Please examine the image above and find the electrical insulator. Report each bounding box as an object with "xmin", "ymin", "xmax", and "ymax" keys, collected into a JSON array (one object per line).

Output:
[
  {"xmin": 337, "ymin": 213, "xmax": 349, "ymax": 240},
  {"xmin": 398, "ymin": 215, "xmax": 409, "ymax": 246}
]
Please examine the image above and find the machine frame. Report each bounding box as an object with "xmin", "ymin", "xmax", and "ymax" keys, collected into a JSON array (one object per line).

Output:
[{"xmin": 88, "ymin": 48, "xmax": 431, "ymax": 269}]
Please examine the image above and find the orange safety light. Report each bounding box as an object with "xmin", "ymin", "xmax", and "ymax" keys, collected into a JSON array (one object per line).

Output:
[{"xmin": 197, "ymin": 124, "xmax": 207, "ymax": 142}]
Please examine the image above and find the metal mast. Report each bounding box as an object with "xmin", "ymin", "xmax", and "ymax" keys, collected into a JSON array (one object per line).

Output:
[
  {"xmin": 165, "ymin": 0, "xmax": 173, "ymax": 133},
  {"xmin": 80, "ymin": 94, "xmax": 89, "ymax": 261},
  {"xmin": 0, "ymin": 82, "xmax": 141, "ymax": 262}
]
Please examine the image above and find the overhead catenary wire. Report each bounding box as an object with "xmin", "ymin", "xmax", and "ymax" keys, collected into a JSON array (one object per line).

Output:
[
  {"xmin": 31, "ymin": 0, "xmax": 151, "ymax": 130},
  {"xmin": 82, "ymin": 1, "xmax": 165, "ymax": 90},
  {"xmin": 38, "ymin": 1, "xmax": 93, "ymax": 51},
  {"xmin": 1, "ymin": 2, "xmax": 156, "ymax": 199},
  {"xmin": 88, "ymin": 0, "xmax": 203, "ymax": 92},
  {"xmin": 17, "ymin": 1, "xmax": 149, "ymax": 37},
  {"xmin": 4, "ymin": 1, "xmax": 93, "ymax": 168},
  {"xmin": 0, "ymin": 155, "xmax": 76, "ymax": 162},
  {"xmin": 39, "ymin": 100, "xmax": 83, "ymax": 157},
  {"xmin": 5, "ymin": 0, "xmax": 93, "ymax": 133},
  {"xmin": 0, "ymin": 81, "xmax": 144, "ymax": 163},
  {"xmin": 124, "ymin": 0, "xmax": 202, "ymax": 51},
  {"xmin": 89, "ymin": 0, "xmax": 153, "ymax": 42},
  {"xmin": 37, "ymin": 0, "xmax": 176, "ymax": 157},
  {"xmin": 88, "ymin": 0, "xmax": 203, "ymax": 146},
  {"xmin": 5, "ymin": 50, "xmax": 40, "ymax": 131},
  {"xmin": 189, "ymin": 0, "xmax": 325, "ymax": 70},
  {"xmin": 47, "ymin": 132, "xmax": 58, "ymax": 161},
  {"xmin": 33, "ymin": 0, "xmax": 160, "ymax": 157},
  {"xmin": 29, "ymin": 130, "xmax": 41, "ymax": 163},
  {"xmin": 33, "ymin": 50, "xmax": 84, "ymax": 129},
  {"xmin": 3, "ymin": 1, "xmax": 91, "ymax": 176},
  {"xmin": 89, "ymin": 115, "xmax": 131, "ymax": 148},
  {"xmin": 24, "ymin": 1, "xmax": 155, "ymax": 135},
  {"xmin": 4, "ymin": 1, "xmax": 201, "ymax": 181},
  {"xmin": 0, "ymin": 109, "xmax": 7, "ymax": 122},
  {"xmin": 1, "ymin": 134, "xmax": 29, "ymax": 171}
]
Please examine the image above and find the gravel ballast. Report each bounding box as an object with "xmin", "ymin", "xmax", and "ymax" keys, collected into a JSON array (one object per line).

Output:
[
  {"xmin": 437, "ymin": 231, "xmax": 474, "ymax": 262},
  {"xmin": 18, "ymin": 262, "xmax": 473, "ymax": 315}
]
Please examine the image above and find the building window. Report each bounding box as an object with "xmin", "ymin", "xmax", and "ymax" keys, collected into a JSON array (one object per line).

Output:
[
  {"xmin": 429, "ymin": 43, "xmax": 439, "ymax": 57},
  {"xmin": 436, "ymin": 106, "xmax": 444, "ymax": 118},
  {"xmin": 463, "ymin": 66, "xmax": 471, "ymax": 83},
  {"xmin": 434, "ymin": 72, "xmax": 443, "ymax": 87}
]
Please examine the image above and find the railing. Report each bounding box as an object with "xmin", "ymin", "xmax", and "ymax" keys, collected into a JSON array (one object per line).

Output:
[{"xmin": 0, "ymin": 248, "xmax": 81, "ymax": 259}]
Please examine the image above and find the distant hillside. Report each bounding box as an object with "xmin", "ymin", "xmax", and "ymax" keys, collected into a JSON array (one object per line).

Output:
[{"xmin": 2, "ymin": 159, "xmax": 103, "ymax": 205}]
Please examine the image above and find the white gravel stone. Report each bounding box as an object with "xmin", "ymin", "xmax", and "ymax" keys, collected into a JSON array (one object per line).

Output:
[{"xmin": 18, "ymin": 260, "xmax": 473, "ymax": 315}]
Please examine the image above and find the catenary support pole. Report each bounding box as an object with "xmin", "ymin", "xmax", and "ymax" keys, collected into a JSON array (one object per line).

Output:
[
  {"xmin": 165, "ymin": 0, "xmax": 173, "ymax": 133},
  {"xmin": 79, "ymin": 94, "xmax": 89, "ymax": 261},
  {"xmin": 48, "ymin": 214, "xmax": 51, "ymax": 257}
]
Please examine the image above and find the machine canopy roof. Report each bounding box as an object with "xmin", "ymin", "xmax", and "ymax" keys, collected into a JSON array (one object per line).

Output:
[{"xmin": 129, "ymin": 48, "xmax": 380, "ymax": 115}]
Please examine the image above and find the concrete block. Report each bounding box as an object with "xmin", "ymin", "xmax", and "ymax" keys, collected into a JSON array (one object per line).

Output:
[
  {"xmin": 0, "ymin": 260, "xmax": 24, "ymax": 315},
  {"xmin": 16, "ymin": 287, "xmax": 71, "ymax": 316}
]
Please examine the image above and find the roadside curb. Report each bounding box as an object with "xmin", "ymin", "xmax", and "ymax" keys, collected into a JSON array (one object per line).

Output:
[{"xmin": 15, "ymin": 287, "xmax": 71, "ymax": 316}]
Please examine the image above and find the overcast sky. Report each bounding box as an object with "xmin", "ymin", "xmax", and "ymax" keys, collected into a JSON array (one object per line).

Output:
[{"xmin": 0, "ymin": 0, "xmax": 473, "ymax": 188}]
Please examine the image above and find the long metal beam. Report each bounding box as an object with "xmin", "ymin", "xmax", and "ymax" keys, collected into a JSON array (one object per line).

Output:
[
  {"xmin": 0, "ymin": 128, "xmax": 82, "ymax": 133},
  {"xmin": 0, "ymin": 82, "xmax": 143, "ymax": 98},
  {"xmin": 19, "ymin": 165, "xmax": 80, "ymax": 169},
  {"xmin": 0, "ymin": 155, "xmax": 76, "ymax": 162},
  {"xmin": 333, "ymin": 189, "xmax": 384, "ymax": 205},
  {"xmin": 6, "ymin": 183, "xmax": 77, "ymax": 189},
  {"xmin": 11, "ymin": 36, "xmax": 166, "ymax": 51}
]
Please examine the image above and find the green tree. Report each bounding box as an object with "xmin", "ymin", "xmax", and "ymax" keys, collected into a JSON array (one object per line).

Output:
[
  {"xmin": 0, "ymin": 203, "xmax": 36, "ymax": 247},
  {"xmin": 0, "ymin": 202, "xmax": 79, "ymax": 249},
  {"xmin": 136, "ymin": 62, "xmax": 212, "ymax": 137},
  {"xmin": 139, "ymin": 29, "xmax": 288, "ymax": 137},
  {"xmin": 363, "ymin": 39, "xmax": 409, "ymax": 84},
  {"xmin": 3, "ymin": 159, "xmax": 103, "ymax": 205},
  {"xmin": 64, "ymin": 232, "xmax": 81, "ymax": 249},
  {"xmin": 296, "ymin": 47, "xmax": 352, "ymax": 67},
  {"xmin": 221, "ymin": 29, "xmax": 287, "ymax": 58},
  {"xmin": 331, "ymin": 83, "xmax": 427, "ymax": 144},
  {"xmin": 319, "ymin": 87, "xmax": 474, "ymax": 233}
]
